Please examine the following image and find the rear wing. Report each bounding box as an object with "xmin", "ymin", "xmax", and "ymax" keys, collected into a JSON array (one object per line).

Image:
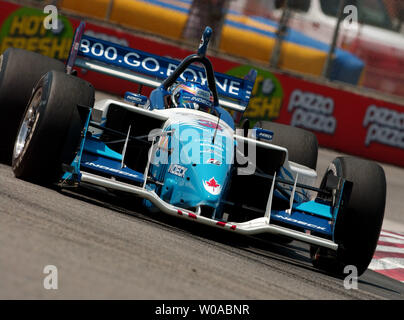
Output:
[{"xmin": 66, "ymin": 22, "xmax": 257, "ymax": 114}]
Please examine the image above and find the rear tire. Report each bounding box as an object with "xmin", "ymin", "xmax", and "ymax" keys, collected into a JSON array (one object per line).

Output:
[
  {"xmin": 0, "ymin": 48, "xmax": 65, "ymax": 163},
  {"xmin": 12, "ymin": 71, "xmax": 94, "ymax": 184},
  {"xmin": 254, "ymin": 121, "xmax": 318, "ymax": 170},
  {"xmin": 310, "ymin": 157, "xmax": 386, "ymax": 276}
]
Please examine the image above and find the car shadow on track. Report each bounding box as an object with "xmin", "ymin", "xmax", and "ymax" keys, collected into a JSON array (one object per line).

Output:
[
  {"xmin": 59, "ymin": 184, "xmax": 320, "ymax": 268},
  {"xmin": 58, "ymin": 183, "xmax": 403, "ymax": 296}
]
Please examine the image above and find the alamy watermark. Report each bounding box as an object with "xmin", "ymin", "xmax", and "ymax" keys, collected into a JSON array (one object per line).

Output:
[
  {"xmin": 343, "ymin": 5, "xmax": 359, "ymax": 32},
  {"xmin": 343, "ymin": 265, "xmax": 358, "ymax": 290},
  {"xmin": 146, "ymin": 124, "xmax": 258, "ymax": 176},
  {"xmin": 43, "ymin": 5, "xmax": 58, "ymax": 31},
  {"xmin": 43, "ymin": 265, "xmax": 58, "ymax": 290}
]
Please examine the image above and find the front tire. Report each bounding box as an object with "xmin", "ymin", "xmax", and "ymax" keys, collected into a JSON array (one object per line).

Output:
[
  {"xmin": 311, "ymin": 157, "xmax": 386, "ymax": 276},
  {"xmin": 0, "ymin": 48, "xmax": 65, "ymax": 163},
  {"xmin": 12, "ymin": 71, "xmax": 94, "ymax": 184}
]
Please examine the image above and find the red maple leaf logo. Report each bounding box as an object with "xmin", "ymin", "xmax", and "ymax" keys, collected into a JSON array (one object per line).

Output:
[{"xmin": 206, "ymin": 178, "xmax": 219, "ymax": 189}]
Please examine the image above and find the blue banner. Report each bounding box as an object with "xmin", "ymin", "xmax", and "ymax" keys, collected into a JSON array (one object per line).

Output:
[{"xmin": 78, "ymin": 35, "xmax": 255, "ymax": 105}]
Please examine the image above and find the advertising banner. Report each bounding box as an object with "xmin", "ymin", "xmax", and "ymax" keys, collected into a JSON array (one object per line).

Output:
[
  {"xmin": 274, "ymin": 73, "xmax": 404, "ymax": 168},
  {"xmin": 0, "ymin": 1, "xmax": 403, "ymax": 167}
]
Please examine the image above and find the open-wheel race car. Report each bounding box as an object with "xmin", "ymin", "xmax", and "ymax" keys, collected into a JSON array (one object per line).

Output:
[{"xmin": 0, "ymin": 23, "xmax": 386, "ymax": 276}]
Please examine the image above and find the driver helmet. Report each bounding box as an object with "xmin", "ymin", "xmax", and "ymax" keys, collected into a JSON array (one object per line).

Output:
[{"xmin": 170, "ymin": 81, "xmax": 214, "ymax": 112}]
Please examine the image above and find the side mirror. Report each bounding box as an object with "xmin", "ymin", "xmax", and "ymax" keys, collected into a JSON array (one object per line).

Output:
[
  {"xmin": 124, "ymin": 92, "xmax": 150, "ymax": 108},
  {"xmin": 251, "ymin": 127, "xmax": 274, "ymax": 142}
]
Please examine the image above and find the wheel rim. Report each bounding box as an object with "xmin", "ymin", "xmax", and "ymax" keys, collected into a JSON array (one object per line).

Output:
[{"xmin": 13, "ymin": 88, "xmax": 42, "ymax": 159}]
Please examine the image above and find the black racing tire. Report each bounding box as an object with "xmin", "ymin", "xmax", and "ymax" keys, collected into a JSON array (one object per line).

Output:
[
  {"xmin": 254, "ymin": 121, "xmax": 318, "ymax": 170},
  {"xmin": 12, "ymin": 71, "xmax": 94, "ymax": 184},
  {"xmin": 0, "ymin": 48, "xmax": 65, "ymax": 163},
  {"xmin": 310, "ymin": 157, "xmax": 386, "ymax": 277}
]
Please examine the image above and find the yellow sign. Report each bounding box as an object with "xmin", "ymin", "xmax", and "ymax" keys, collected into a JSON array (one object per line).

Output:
[{"xmin": 0, "ymin": 7, "xmax": 73, "ymax": 60}]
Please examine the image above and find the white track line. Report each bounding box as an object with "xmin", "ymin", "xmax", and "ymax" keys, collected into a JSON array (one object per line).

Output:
[
  {"xmin": 378, "ymin": 236, "xmax": 404, "ymax": 245},
  {"xmin": 380, "ymin": 231, "xmax": 404, "ymax": 241},
  {"xmin": 369, "ymin": 258, "xmax": 404, "ymax": 270},
  {"xmin": 375, "ymin": 245, "xmax": 404, "ymax": 254},
  {"xmin": 370, "ymin": 232, "xmax": 404, "ymax": 283}
]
